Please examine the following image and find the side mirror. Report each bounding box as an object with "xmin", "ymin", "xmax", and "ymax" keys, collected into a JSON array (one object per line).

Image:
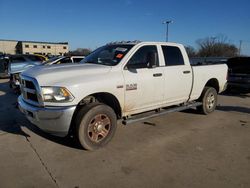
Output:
[{"xmin": 147, "ymin": 51, "xmax": 157, "ymax": 68}]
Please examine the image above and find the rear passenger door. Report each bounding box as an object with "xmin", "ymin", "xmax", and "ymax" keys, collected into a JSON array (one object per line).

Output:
[{"xmin": 161, "ymin": 45, "xmax": 192, "ymax": 104}]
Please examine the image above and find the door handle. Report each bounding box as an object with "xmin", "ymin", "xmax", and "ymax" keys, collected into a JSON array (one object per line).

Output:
[
  {"xmin": 153, "ymin": 73, "xmax": 162, "ymax": 77},
  {"xmin": 183, "ymin": 70, "xmax": 191, "ymax": 74}
]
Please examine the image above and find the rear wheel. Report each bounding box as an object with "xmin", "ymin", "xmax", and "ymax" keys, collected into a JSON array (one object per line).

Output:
[
  {"xmin": 75, "ymin": 103, "xmax": 117, "ymax": 150},
  {"xmin": 197, "ymin": 87, "xmax": 217, "ymax": 114}
]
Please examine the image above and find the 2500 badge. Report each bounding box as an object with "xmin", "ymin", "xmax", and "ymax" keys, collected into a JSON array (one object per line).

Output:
[{"xmin": 126, "ymin": 83, "xmax": 137, "ymax": 91}]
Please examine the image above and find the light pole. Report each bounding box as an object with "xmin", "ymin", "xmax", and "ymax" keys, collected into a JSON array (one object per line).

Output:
[
  {"xmin": 239, "ymin": 40, "xmax": 242, "ymax": 56},
  {"xmin": 162, "ymin": 20, "xmax": 173, "ymax": 42}
]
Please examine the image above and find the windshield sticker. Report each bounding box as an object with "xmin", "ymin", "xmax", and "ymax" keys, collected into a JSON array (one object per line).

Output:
[
  {"xmin": 115, "ymin": 47, "xmax": 128, "ymax": 52},
  {"xmin": 116, "ymin": 54, "xmax": 124, "ymax": 59}
]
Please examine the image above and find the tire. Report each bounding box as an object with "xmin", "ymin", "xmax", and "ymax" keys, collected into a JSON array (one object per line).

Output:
[
  {"xmin": 197, "ymin": 87, "xmax": 217, "ymax": 115},
  {"xmin": 75, "ymin": 103, "xmax": 117, "ymax": 150}
]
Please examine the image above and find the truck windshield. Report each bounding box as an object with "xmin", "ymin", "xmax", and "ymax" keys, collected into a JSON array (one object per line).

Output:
[{"xmin": 81, "ymin": 44, "xmax": 134, "ymax": 66}]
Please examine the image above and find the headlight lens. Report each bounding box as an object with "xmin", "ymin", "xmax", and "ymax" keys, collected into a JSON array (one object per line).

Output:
[{"xmin": 41, "ymin": 86, "xmax": 74, "ymax": 102}]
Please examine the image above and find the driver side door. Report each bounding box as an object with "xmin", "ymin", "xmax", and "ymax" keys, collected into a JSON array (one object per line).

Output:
[{"xmin": 123, "ymin": 45, "xmax": 164, "ymax": 114}]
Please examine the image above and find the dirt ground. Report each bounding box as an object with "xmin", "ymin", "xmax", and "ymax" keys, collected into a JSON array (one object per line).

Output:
[{"xmin": 0, "ymin": 78, "xmax": 249, "ymax": 188}]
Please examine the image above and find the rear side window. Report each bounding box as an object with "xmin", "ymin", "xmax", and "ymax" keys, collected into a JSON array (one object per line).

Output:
[{"xmin": 161, "ymin": 46, "xmax": 184, "ymax": 66}]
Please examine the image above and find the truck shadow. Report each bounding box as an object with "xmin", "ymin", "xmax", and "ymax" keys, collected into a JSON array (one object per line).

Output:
[
  {"xmin": 20, "ymin": 120, "xmax": 83, "ymax": 150},
  {"xmin": 182, "ymin": 106, "xmax": 250, "ymax": 114},
  {"xmin": 0, "ymin": 79, "xmax": 82, "ymax": 150},
  {"xmin": 181, "ymin": 108, "xmax": 199, "ymax": 114}
]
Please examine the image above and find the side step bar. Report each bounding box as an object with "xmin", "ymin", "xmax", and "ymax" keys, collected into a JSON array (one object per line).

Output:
[{"xmin": 122, "ymin": 102, "xmax": 202, "ymax": 125}]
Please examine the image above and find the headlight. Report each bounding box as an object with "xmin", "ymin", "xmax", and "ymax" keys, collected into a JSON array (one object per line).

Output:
[{"xmin": 41, "ymin": 86, "xmax": 74, "ymax": 102}]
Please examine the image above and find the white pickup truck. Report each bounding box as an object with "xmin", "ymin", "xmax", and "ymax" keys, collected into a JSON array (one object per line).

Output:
[{"xmin": 18, "ymin": 41, "xmax": 228, "ymax": 150}]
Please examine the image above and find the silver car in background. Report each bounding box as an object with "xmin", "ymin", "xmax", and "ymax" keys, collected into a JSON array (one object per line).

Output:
[
  {"xmin": 8, "ymin": 54, "xmax": 46, "ymax": 91},
  {"xmin": 10, "ymin": 55, "xmax": 84, "ymax": 92}
]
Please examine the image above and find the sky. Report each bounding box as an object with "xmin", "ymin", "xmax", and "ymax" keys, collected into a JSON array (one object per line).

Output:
[{"xmin": 0, "ymin": 0, "xmax": 250, "ymax": 55}]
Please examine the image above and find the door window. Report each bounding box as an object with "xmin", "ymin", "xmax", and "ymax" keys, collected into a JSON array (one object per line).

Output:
[{"xmin": 126, "ymin": 46, "xmax": 159, "ymax": 69}]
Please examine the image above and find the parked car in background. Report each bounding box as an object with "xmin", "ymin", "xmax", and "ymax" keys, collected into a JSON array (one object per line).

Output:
[
  {"xmin": 0, "ymin": 56, "xmax": 9, "ymax": 78},
  {"xmin": 9, "ymin": 55, "xmax": 84, "ymax": 92},
  {"xmin": 8, "ymin": 54, "xmax": 47, "ymax": 63},
  {"xmin": 190, "ymin": 57, "xmax": 228, "ymax": 65},
  {"xmin": 42, "ymin": 56, "xmax": 84, "ymax": 65},
  {"xmin": 226, "ymin": 57, "xmax": 250, "ymax": 92},
  {"xmin": 8, "ymin": 54, "xmax": 47, "ymax": 91}
]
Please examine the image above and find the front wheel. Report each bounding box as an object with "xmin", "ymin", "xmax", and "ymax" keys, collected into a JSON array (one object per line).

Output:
[
  {"xmin": 197, "ymin": 87, "xmax": 217, "ymax": 115},
  {"xmin": 75, "ymin": 103, "xmax": 117, "ymax": 150}
]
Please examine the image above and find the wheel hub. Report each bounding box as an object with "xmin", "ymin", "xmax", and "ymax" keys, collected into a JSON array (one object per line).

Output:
[
  {"xmin": 94, "ymin": 122, "xmax": 104, "ymax": 132},
  {"xmin": 207, "ymin": 93, "xmax": 215, "ymax": 109},
  {"xmin": 88, "ymin": 114, "xmax": 111, "ymax": 143}
]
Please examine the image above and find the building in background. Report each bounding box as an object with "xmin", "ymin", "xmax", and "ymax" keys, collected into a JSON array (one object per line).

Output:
[
  {"xmin": 0, "ymin": 39, "xmax": 69, "ymax": 55},
  {"xmin": 0, "ymin": 40, "xmax": 18, "ymax": 54}
]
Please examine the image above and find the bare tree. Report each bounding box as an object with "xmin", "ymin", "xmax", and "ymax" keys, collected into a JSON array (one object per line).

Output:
[
  {"xmin": 196, "ymin": 35, "xmax": 238, "ymax": 57},
  {"xmin": 67, "ymin": 48, "xmax": 92, "ymax": 56},
  {"xmin": 185, "ymin": 45, "xmax": 197, "ymax": 57}
]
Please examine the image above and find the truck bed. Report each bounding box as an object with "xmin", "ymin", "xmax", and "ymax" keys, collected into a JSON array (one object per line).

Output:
[{"xmin": 190, "ymin": 64, "xmax": 228, "ymax": 101}]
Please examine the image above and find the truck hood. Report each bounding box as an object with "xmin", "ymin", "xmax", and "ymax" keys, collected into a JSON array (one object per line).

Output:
[
  {"xmin": 22, "ymin": 63, "xmax": 112, "ymax": 86},
  {"xmin": 9, "ymin": 61, "xmax": 41, "ymax": 74}
]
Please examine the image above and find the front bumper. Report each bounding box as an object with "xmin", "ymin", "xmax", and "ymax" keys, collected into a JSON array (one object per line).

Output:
[{"xmin": 18, "ymin": 96, "xmax": 76, "ymax": 137}]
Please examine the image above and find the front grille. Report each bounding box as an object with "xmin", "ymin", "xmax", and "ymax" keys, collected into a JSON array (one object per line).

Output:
[{"xmin": 20, "ymin": 76, "xmax": 42, "ymax": 106}]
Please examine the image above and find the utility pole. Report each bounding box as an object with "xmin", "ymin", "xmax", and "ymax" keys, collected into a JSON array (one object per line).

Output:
[
  {"xmin": 162, "ymin": 20, "xmax": 173, "ymax": 42},
  {"xmin": 239, "ymin": 40, "xmax": 242, "ymax": 56}
]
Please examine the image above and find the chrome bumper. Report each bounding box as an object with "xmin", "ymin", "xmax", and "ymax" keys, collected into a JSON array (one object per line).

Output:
[{"xmin": 18, "ymin": 96, "xmax": 76, "ymax": 137}]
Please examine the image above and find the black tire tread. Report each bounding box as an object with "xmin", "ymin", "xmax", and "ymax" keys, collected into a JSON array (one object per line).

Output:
[
  {"xmin": 197, "ymin": 86, "xmax": 217, "ymax": 115},
  {"xmin": 75, "ymin": 103, "xmax": 117, "ymax": 150}
]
